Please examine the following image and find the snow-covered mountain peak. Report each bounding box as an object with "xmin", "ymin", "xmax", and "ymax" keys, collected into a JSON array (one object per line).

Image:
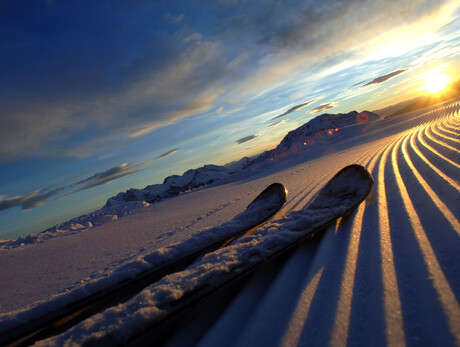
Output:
[
  {"xmin": 275, "ymin": 110, "xmax": 380, "ymax": 152},
  {"xmin": 106, "ymin": 164, "xmax": 233, "ymax": 207}
]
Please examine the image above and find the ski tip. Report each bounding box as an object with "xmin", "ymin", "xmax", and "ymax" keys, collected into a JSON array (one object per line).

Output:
[
  {"xmin": 332, "ymin": 164, "xmax": 374, "ymax": 184},
  {"xmin": 247, "ymin": 183, "xmax": 287, "ymax": 210},
  {"xmin": 326, "ymin": 164, "xmax": 373, "ymax": 195},
  {"xmin": 332, "ymin": 164, "xmax": 373, "ymax": 185},
  {"xmin": 309, "ymin": 164, "xmax": 373, "ymax": 210}
]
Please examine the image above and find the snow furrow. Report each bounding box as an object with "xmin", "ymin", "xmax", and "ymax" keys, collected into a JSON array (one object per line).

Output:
[
  {"xmin": 430, "ymin": 124, "xmax": 459, "ymax": 145},
  {"xmin": 198, "ymin": 109, "xmax": 459, "ymax": 346},
  {"xmin": 390, "ymin": 132, "xmax": 460, "ymax": 346},
  {"xmin": 418, "ymin": 126, "xmax": 460, "ymax": 169},
  {"xmin": 405, "ymin": 133, "xmax": 460, "ymax": 235},
  {"xmin": 374, "ymin": 134, "xmax": 406, "ymax": 346},
  {"xmin": 408, "ymin": 127, "xmax": 460, "ymax": 192},
  {"xmin": 329, "ymin": 137, "xmax": 393, "ymax": 346},
  {"xmin": 2, "ymin": 99, "xmax": 459, "ymax": 346},
  {"xmin": 438, "ymin": 122, "xmax": 459, "ymax": 136}
]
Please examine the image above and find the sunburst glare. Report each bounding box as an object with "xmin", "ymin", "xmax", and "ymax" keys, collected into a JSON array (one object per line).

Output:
[{"xmin": 420, "ymin": 70, "xmax": 451, "ymax": 93}]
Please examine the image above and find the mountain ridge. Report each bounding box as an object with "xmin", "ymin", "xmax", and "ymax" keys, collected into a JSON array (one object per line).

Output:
[{"xmin": 1, "ymin": 109, "xmax": 380, "ymax": 247}]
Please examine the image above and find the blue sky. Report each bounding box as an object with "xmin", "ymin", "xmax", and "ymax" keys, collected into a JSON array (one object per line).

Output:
[{"xmin": 1, "ymin": 0, "xmax": 459, "ymax": 238}]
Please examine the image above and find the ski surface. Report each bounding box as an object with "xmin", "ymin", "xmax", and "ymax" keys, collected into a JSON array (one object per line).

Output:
[
  {"xmin": 39, "ymin": 165, "xmax": 373, "ymax": 346},
  {"xmin": 1, "ymin": 183, "xmax": 287, "ymax": 347}
]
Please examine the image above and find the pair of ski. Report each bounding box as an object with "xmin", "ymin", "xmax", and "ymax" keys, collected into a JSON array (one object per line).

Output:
[{"xmin": 3, "ymin": 164, "xmax": 373, "ymax": 346}]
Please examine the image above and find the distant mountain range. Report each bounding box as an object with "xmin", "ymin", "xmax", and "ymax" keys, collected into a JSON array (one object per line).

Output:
[
  {"xmin": 105, "ymin": 110, "xmax": 380, "ymax": 207},
  {"xmin": 374, "ymin": 79, "xmax": 460, "ymax": 118},
  {"xmin": 6, "ymin": 89, "xmax": 459, "ymax": 247},
  {"xmin": 0, "ymin": 108, "xmax": 394, "ymax": 247}
]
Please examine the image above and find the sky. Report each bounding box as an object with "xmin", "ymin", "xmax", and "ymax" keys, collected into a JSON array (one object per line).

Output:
[{"xmin": 1, "ymin": 0, "xmax": 459, "ymax": 239}]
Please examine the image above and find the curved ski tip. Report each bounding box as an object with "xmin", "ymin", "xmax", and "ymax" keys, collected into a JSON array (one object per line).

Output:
[
  {"xmin": 333, "ymin": 164, "xmax": 373, "ymax": 183},
  {"xmin": 248, "ymin": 183, "xmax": 287, "ymax": 209},
  {"xmin": 321, "ymin": 164, "xmax": 373, "ymax": 198},
  {"xmin": 308, "ymin": 164, "xmax": 373, "ymax": 210}
]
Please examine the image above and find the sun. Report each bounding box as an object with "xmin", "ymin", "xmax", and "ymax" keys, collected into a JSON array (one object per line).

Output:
[{"xmin": 421, "ymin": 71, "xmax": 451, "ymax": 93}]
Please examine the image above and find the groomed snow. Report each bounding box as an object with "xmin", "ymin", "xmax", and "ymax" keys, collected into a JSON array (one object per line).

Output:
[{"xmin": 0, "ymin": 99, "xmax": 459, "ymax": 346}]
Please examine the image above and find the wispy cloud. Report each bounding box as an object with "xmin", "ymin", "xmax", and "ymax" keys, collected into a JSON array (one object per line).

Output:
[
  {"xmin": 0, "ymin": 188, "xmax": 63, "ymax": 211},
  {"xmin": 236, "ymin": 134, "xmax": 259, "ymax": 144},
  {"xmin": 309, "ymin": 102, "xmax": 337, "ymax": 114},
  {"xmin": 362, "ymin": 69, "xmax": 409, "ymax": 87},
  {"xmin": 156, "ymin": 149, "xmax": 178, "ymax": 160},
  {"xmin": 73, "ymin": 162, "xmax": 146, "ymax": 191},
  {"xmin": 268, "ymin": 120, "xmax": 286, "ymax": 127},
  {"xmin": 0, "ymin": 161, "xmax": 151, "ymax": 211},
  {"xmin": 0, "ymin": 0, "xmax": 457, "ymax": 160},
  {"xmin": 164, "ymin": 13, "xmax": 185, "ymax": 24},
  {"xmin": 352, "ymin": 81, "xmax": 366, "ymax": 87},
  {"xmin": 272, "ymin": 100, "xmax": 318, "ymax": 120}
]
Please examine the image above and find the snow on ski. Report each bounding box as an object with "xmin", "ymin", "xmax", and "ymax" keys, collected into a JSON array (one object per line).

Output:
[
  {"xmin": 37, "ymin": 164, "xmax": 373, "ymax": 346},
  {"xmin": 0, "ymin": 183, "xmax": 287, "ymax": 347}
]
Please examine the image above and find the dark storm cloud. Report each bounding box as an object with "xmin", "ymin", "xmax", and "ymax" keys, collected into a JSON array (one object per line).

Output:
[
  {"xmin": 272, "ymin": 100, "xmax": 317, "ymax": 120},
  {"xmin": 236, "ymin": 134, "xmax": 259, "ymax": 144},
  {"xmin": 362, "ymin": 69, "xmax": 409, "ymax": 87},
  {"xmin": 309, "ymin": 103, "xmax": 336, "ymax": 114},
  {"xmin": 156, "ymin": 149, "xmax": 179, "ymax": 160},
  {"xmin": 0, "ymin": 188, "xmax": 64, "ymax": 211}
]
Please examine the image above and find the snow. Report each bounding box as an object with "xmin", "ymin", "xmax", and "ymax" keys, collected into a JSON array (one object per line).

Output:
[
  {"xmin": 105, "ymin": 164, "xmax": 234, "ymax": 207},
  {"xmin": 0, "ymin": 100, "xmax": 459, "ymax": 346}
]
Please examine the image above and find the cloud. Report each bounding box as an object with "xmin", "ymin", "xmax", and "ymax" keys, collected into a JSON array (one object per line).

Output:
[
  {"xmin": 362, "ymin": 69, "xmax": 409, "ymax": 87},
  {"xmin": 236, "ymin": 134, "xmax": 259, "ymax": 144},
  {"xmin": 268, "ymin": 120, "xmax": 286, "ymax": 127},
  {"xmin": 74, "ymin": 162, "xmax": 148, "ymax": 191},
  {"xmin": 0, "ymin": 188, "xmax": 63, "ymax": 211},
  {"xmin": 0, "ymin": 161, "xmax": 153, "ymax": 211},
  {"xmin": 272, "ymin": 100, "xmax": 318, "ymax": 120},
  {"xmin": 58, "ymin": 161, "xmax": 151, "ymax": 200},
  {"xmin": 164, "ymin": 13, "xmax": 185, "ymax": 24},
  {"xmin": 0, "ymin": 39, "xmax": 225, "ymax": 159},
  {"xmin": 352, "ymin": 81, "xmax": 366, "ymax": 87},
  {"xmin": 309, "ymin": 102, "xmax": 337, "ymax": 114},
  {"xmin": 156, "ymin": 149, "xmax": 178, "ymax": 160},
  {"xmin": 0, "ymin": 0, "xmax": 457, "ymax": 160}
]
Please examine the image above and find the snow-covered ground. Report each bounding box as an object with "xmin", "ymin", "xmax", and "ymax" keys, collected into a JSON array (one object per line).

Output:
[{"xmin": 0, "ymin": 99, "xmax": 459, "ymax": 346}]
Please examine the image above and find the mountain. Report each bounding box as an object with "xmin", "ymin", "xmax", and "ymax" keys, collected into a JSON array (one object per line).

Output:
[
  {"xmin": 1, "ymin": 109, "xmax": 380, "ymax": 247},
  {"xmin": 376, "ymin": 79, "xmax": 460, "ymax": 118},
  {"xmin": 105, "ymin": 165, "xmax": 233, "ymax": 207},
  {"xmin": 107, "ymin": 111, "xmax": 380, "ymax": 205},
  {"xmin": 274, "ymin": 111, "xmax": 379, "ymax": 152},
  {"xmin": 107, "ymin": 110, "xmax": 380, "ymax": 207},
  {"xmin": 248, "ymin": 110, "xmax": 380, "ymax": 166}
]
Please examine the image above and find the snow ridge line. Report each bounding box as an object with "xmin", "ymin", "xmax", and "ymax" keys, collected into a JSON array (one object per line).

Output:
[
  {"xmin": 208, "ymin": 107, "xmax": 459, "ymax": 346},
  {"xmin": 329, "ymin": 132, "xmax": 401, "ymax": 346},
  {"xmin": 406, "ymin": 133, "xmax": 460, "ymax": 235},
  {"xmin": 2, "ymin": 101, "xmax": 459, "ymax": 346},
  {"xmin": 391, "ymin": 128, "xmax": 460, "ymax": 346}
]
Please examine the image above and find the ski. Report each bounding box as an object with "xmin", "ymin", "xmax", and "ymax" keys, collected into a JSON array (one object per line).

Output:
[
  {"xmin": 129, "ymin": 164, "xmax": 374, "ymax": 344},
  {"xmin": 1, "ymin": 183, "xmax": 287, "ymax": 347},
  {"xmin": 40, "ymin": 165, "xmax": 373, "ymax": 346}
]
